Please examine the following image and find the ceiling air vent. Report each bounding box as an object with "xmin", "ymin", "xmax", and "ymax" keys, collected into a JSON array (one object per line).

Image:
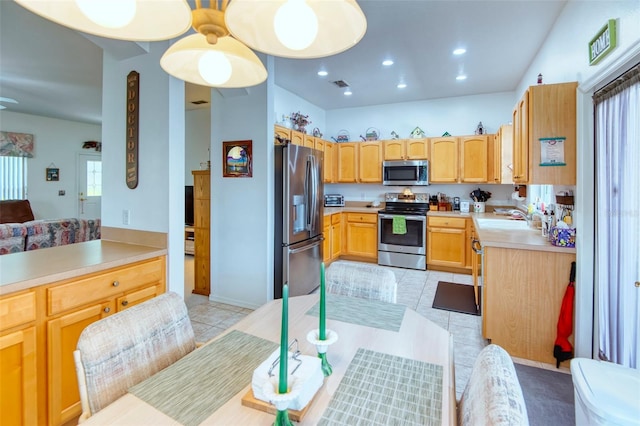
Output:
[
  {"xmin": 332, "ymin": 80, "xmax": 350, "ymax": 88},
  {"xmin": 191, "ymin": 100, "xmax": 209, "ymax": 105}
]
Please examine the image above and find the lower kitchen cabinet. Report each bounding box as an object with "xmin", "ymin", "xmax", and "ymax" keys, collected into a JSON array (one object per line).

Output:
[
  {"xmin": 344, "ymin": 213, "xmax": 377, "ymax": 260},
  {"xmin": 0, "ymin": 255, "xmax": 166, "ymax": 426},
  {"xmin": 427, "ymin": 216, "xmax": 468, "ymax": 269},
  {"xmin": 483, "ymin": 247, "xmax": 576, "ymax": 365},
  {"xmin": 323, "ymin": 214, "xmax": 344, "ymax": 264},
  {"xmin": 0, "ymin": 291, "xmax": 37, "ymax": 426}
]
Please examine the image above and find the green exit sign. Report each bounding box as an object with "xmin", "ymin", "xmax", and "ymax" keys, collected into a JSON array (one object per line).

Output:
[{"xmin": 589, "ymin": 19, "xmax": 617, "ymax": 65}]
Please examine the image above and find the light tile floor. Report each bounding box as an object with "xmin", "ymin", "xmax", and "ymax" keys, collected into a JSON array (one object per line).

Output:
[{"xmin": 184, "ymin": 260, "xmax": 487, "ymax": 400}]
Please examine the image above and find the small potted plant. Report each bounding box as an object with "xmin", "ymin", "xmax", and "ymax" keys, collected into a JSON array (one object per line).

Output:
[{"xmin": 289, "ymin": 111, "xmax": 311, "ymax": 134}]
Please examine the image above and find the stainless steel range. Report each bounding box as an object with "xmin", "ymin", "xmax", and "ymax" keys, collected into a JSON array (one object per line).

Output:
[{"xmin": 378, "ymin": 192, "xmax": 430, "ymax": 270}]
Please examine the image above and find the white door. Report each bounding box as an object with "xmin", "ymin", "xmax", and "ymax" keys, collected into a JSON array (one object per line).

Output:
[{"xmin": 77, "ymin": 153, "xmax": 102, "ymax": 219}]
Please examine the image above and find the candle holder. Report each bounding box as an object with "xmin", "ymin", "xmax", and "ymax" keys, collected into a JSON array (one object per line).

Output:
[
  {"xmin": 263, "ymin": 377, "xmax": 302, "ymax": 426},
  {"xmin": 306, "ymin": 329, "xmax": 338, "ymax": 376}
]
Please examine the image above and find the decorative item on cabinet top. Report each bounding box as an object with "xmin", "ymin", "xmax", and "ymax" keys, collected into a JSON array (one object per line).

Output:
[
  {"xmin": 289, "ymin": 111, "xmax": 311, "ymax": 134},
  {"xmin": 312, "ymin": 127, "xmax": 323, "ymax": 138},
  {"xmin": 331, "ymin": 130, "xmax": 350, "ymax": 143},
  {"xmin": 410, "ymin": 127, "xmax": 426, "ymax": 138},
  {"xmin": 360, "ymin": 127, "xmax": 380, "ymax": 141},
  {"xmin": 390, "ymin": 131, "xmax": 400, "ymax": 140}
]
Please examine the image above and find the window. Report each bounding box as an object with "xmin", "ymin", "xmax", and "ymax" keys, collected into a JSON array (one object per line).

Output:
[
  {"xmin": 86, "ymin": 160, "xmax": 102, "ymax": 196},
  {"xmin": 0, "ymin": 156, "xmax": 27, "ymax": 200}
]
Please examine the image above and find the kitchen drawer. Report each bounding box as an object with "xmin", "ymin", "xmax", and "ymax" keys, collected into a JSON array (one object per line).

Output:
[
  {"xmin": 47, "ymin": 258, "xmax": 164, "ymax": 316},
  {"xmin": 116, "ymin": 285, "xmax": 163, "ymax": 311},
  {"xmin": 346, "ymin": 213, "xmax": 377, "ymax": 224},
  {"xmin": 331, "ymin": 213, "xmax": 342, "ymax": 225},
  {"xmin": 0, "ymin": 291, "xmax": 36, "ymax": 331},
  {"xmin": 428, "ymin": 216, "xmax": 467, "ymax": 228}
]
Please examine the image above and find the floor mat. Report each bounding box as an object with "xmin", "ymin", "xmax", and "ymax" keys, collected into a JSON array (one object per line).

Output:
[{"xmin": 432, "ymin": 281, "xmax": 480, "ymax": 316}]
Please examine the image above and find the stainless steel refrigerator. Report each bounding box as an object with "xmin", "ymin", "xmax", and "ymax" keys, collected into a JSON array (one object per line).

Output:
[{"xmin": 274, "ymin": 144, "xmax": 324, "ymax": 299}]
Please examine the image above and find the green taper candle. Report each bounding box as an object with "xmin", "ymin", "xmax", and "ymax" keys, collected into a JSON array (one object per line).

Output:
[
  {"xmin": 278, "ymin": 283, "xmax": 289, "ymax": 394},
  {"xmin": 320, "ymin": 262, "xmax": 326, "ymax": 340}
]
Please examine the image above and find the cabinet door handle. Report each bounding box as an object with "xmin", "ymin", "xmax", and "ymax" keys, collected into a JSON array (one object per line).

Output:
[
  {"xmin": 121, "ymin": 300, "xmax": 129, "ymax": 307},
  {"xmin": 112, "ymin": 281, "xmax": 119, "ymax": 287},
  {"xmin": 103, "ymin": 307, "xmax": 111, "ymax": 313}
]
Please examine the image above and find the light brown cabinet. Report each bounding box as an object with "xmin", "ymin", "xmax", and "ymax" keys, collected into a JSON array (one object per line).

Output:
[
  {"xmin": 383, "ymin": 139, "xmax": 429, "ymax": 160},
  {"xmin": 323, "ymin": 141, "xmax": 336, "ymax": 183},
  {"xmin": 0, "ymin": 291, "xmax": 37, "ymax": 426},
  {"xmin": 512, "ymin": 81, "xmax": 577, "ymax": 184},
  {"xmin": 323, "ymin": 213, "xmax": 342, "ymax": 264},
  {"xmin": 427, "ymin": 216, "xmax": 468, "ymax": 268},
  {"xmin": 429, "ymin": 137, "xmax": 459, "ymax": 183},
  {"xmin": 344, "ymin": 213, "xmax": 377, "ymax": 260},
  {"xmin": 303, "ymin": 134, "xmax": 316, "ymax": 149},
  {"xmin": 337, "ymin": 143, "xmax": 358, "ymax": 183},
  {"xmin": 483, "ymin": 247, "xmax": 576, "ymax": 364},
  {"xmin": 490, "ymin": 124, "xmax": 513, "ymax": 184},
  {"xmin": 274, "ymin": 125, "xmax": 291, "ymax": 142},
  {"xmin": 358, "ymin": 141, "xmax": 382, "ymax": 183},
  {"xmin": 460, "ymin": 135, "xmax": 489, "ymax": 183},
  {"xmin": 0, "ymin": 256, "xmax": 167, "ymax": 426},
  {"xmin": 192, "ymin": 170, "xmax": 210, "ymax": 295},
  {"xmin": 290, "ymin": 130, "xmax": 304, "ymax": 146}
]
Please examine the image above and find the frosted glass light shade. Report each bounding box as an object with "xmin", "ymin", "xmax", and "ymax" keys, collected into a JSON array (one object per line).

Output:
[
  {"xmin": 225, "ymin": 0, "xmax": 367, "ymax": 59},
  {"xmin": 15, "ymin": 0, "xmax": 191, "ymax": 41},
  {"xmin": 160, "ymin": 34, "xmax": 268, "ymax": 88}
]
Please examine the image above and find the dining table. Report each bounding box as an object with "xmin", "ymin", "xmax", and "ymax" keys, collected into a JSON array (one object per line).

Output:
[{"xmin": 81, "ymin": 293, "xmax": 456, "ymax": 425}]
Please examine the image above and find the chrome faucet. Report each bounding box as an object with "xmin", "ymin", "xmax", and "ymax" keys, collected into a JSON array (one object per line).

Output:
[{"xmin": 508, "ymin": 208, "xmax": 545, "ymax": 228}]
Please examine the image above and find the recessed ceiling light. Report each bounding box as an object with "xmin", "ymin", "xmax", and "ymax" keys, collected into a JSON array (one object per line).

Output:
[
  {"xmin": 317, "ymin": 70, "xmax": 328, "ymax": 77},
  {"xmin": 453, "ymin": 48, "xmax": 466, "ymax": 55},
  {"xmin": 397, "ymin": 83, "xmax": 407, "ymax": 89},
  {"xmin": 382, "ymin": 59, "xmax": 394, "ymax": 66},
  {"xmin": 456, "ymin": 74, "xmax": 467, "ymax": 81},
  {"xmin": 344, "ymin": 89, "xmax": 353, "ymax": 96}
]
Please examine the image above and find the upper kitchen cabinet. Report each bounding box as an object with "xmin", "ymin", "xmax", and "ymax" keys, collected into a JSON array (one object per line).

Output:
[
  {"xmin": 460, "ymin": 135, "xmax": 489, "ymax": 183},
  {"xmin": 274, "ymin": 125, "xmax": 291, "ymax": 142},
  {"xmin": 303, "ymin": 134, "xmax": 316, "ymax": 149},
  {"xmin": 383, "ymin": 139, "xmax": 429, "ymax": 160},
  {"xmin": 512, "ymin": 81, "xmax": 578, "ymax": 185},
  {"xmin": 492, "ymin": 124, "xmax": 513, "ymax": 184},
  {"xmin": 290, "ymin": 129, "xmax": 304, "ymax": 146},
  {"xmin": 429, "ymin": 137, "xmax": 459, "ymax": 183},
  {"xmin": 359, "ymin": 141, "xmax": 383, "ymax": 183},
  {"xmin": 322, "ymin": 141, "xmax": 337, "ymax": 183},
  {"xmin": 337, "ymin": 143, "xmax": 358, "ymax": 182}
]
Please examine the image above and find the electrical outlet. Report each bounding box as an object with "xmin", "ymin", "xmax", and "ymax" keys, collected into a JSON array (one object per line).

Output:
[
  {"xmin": 122, "ymin": 209, "xmax": 130, "ymax": 225},
  {"xmin": 58, "ymin": 190, "xmax": 65, "ymax": 196}
]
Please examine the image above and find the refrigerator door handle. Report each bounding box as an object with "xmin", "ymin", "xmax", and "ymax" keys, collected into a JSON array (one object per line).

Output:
[{"xmin": 309, "ymin": 155, "xmax": 319, "ymax": 233}]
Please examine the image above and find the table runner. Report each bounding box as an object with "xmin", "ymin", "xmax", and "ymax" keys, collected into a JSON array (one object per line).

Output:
[
  {"xmin": 319, "ymin": 348, "xmax": 443, "ymax": 425},
  {"xmin": 129, "ymin": 330, "xmax": 278, "ymax": 426},
  {"xmin": 306, "ymin": 294, "xmax": 406, "ymax": 331}
]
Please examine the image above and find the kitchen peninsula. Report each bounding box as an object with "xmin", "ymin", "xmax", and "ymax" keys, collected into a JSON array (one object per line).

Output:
[{"xmin": 0, "ymin": 229, "xmax": 167, "ymax": 425}]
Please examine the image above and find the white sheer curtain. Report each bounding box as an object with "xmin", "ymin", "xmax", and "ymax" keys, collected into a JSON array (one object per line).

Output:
[
  {"xmin": 0, "ymin": 156, "xmax": 28, "ymax": 200},
  {"xmin": 595, "ymin": 64, "xmax": 640, "ymax": 368}
]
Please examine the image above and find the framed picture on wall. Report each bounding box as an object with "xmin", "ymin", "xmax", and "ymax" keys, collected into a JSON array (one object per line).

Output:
[
  {"xmin": 46, "ymin": 167, "xmax": 59, "ymax": 181},
  {"xmin": 222, "ymin": 140, "xmax": 252, "ymax": 178}
]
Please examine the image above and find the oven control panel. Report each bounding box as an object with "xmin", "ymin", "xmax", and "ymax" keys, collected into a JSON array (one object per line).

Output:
[{"xmin": 384, "ymin": 192, "xmax": 429, "ymax": 202}]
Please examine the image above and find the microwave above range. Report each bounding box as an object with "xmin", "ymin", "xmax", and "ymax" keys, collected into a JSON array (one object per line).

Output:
[{"xmin": 383, "ymin": 160, "xmax": 429, "ymax": 186}]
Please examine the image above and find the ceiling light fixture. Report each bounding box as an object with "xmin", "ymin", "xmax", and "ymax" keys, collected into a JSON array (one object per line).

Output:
[
  {"xmin": 225, "ymin": 0, "xmax": 367, "ymax": 58},
  {"xmin": 160, "ymin": 2, "xmax": 267, "ymax": 89},
  {"xmin": 317, "ymin": 70, "xmax": 329, "ymax": 77},
  {"xmin": 453, "ymin": 48, "xmax": 466, "ymax": 55},
  {"xmin": 397, "ymin": 83, "xmax": 407, "ymax": 89},
  {"xmin": 456, "ymin": 74, "xmax": 467, "ymax": 81},
  {"xmin": 344, "ymin": 89, "xmax": 353, "ymax": 96},
  {"xmin": 14, "ymin": 0, "xmax": 191, "ymax": 41},
  {"xmin": 382, "ymin": 59, "xmax": 394, "ymax": 66},
  {"xmin": 15, "ymin": 0, "xmax": 367, "ymax": 88}
]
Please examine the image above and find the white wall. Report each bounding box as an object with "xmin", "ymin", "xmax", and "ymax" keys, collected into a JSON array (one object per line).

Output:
[
  {"xmin": 515, "ymin": 0, "xmax": 640, "ymax": 359},
  {"xmin": 0, "ymin": 110, "xmax": 101, "ymax": 219},
  {"xmin": 326, "ymin": 91, "xmax": 516, "ymax": 141},
  {"xmin": 274, "ymin": 85, "xmax": 327, "ymax": 135},
  {"xmin": 209, "ymin": 59, "xmax": 273, "ymax": 309},
  {"xmin": 185, "ymin": 108, "xmax": 211, "ymax": 185},
  {"xmin": 101, "ymin": 42, "xmax": 185, "ymax": 298}
]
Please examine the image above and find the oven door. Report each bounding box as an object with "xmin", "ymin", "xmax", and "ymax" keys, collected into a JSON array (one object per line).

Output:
[{"xmin": 378, "ymin": 214, "xmax": 426, "ymax": 255}]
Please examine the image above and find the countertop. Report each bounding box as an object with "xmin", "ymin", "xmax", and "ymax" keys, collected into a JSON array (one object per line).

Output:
[{"xmin": 0, "ymin": 240, "xmax": 167, "ymax": 295}]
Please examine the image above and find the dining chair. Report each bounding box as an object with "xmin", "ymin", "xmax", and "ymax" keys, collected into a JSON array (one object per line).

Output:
[
  {"xmin": 326, "ymin": 260, "xmax": 397, "ymax": 303},
  {"xmin": 458, "ymin": 344, "xmax": 529, "ymax": 425},
  {"xmin": 73, "ymin": 291, "xmax": 197, "ymax": 422}
]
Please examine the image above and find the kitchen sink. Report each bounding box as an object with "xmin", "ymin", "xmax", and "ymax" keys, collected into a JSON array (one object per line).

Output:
[{"xmin": 475, "ymin": 218, "xmax": 530, "ymax": 230}]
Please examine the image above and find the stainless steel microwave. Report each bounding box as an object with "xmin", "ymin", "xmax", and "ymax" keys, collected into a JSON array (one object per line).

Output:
[{"xmin": 382, "ymin": 160, "xmax": 429, "ymax": 186}]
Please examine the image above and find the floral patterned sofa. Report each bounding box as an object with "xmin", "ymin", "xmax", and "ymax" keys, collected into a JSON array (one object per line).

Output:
[{"xmin": 0, "ymin": 218, "xmax": 101, "ymax": 255}]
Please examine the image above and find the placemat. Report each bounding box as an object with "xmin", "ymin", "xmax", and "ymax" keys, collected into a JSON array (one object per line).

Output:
[
  {"xmin": 318, "ymin": 348, "xmax": 443, "ymax": 426},
  {"xmin": 306, "ymin": 294, "xmax": 406, "ymax": 331},
  {"xmin": 129, "ymin": 330, "xmax": 278, "ymax": 426}
]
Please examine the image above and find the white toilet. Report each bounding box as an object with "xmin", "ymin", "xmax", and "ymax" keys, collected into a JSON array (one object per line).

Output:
[{"xmin": 571, "ymin": 358, "xmax": 640, "ymax": 425}]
